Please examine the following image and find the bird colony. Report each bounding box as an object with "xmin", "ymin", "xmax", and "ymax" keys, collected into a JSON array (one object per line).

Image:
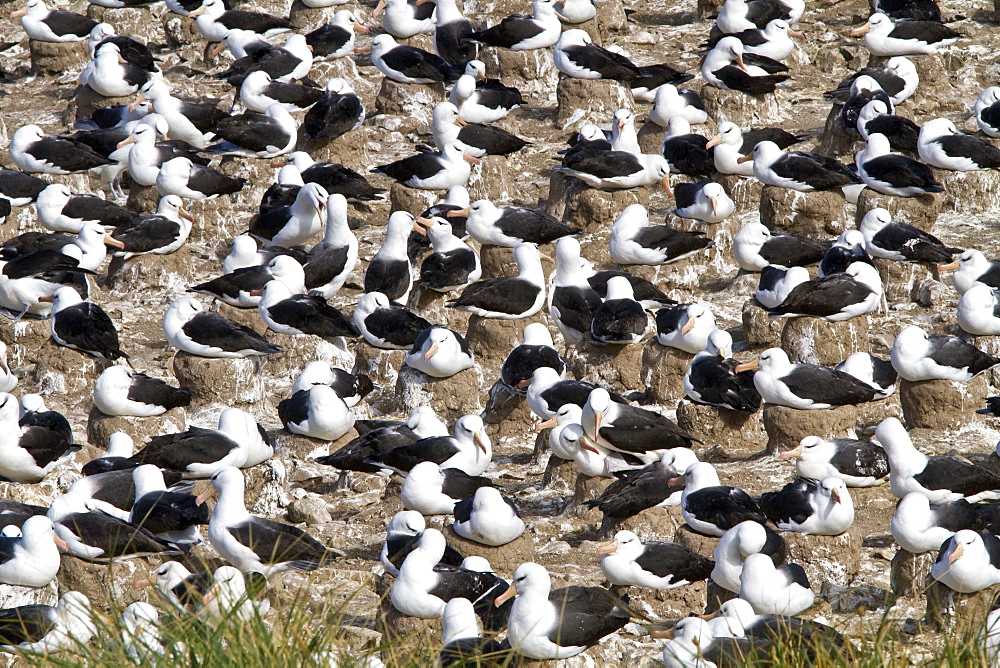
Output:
[{"xmin": 3, "ymin": 0, "xmax": 1000, "ymax": 664}]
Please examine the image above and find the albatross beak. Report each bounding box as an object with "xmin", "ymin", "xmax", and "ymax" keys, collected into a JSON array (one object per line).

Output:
[
  {"xmin": 118, "ymin": 55, "xmax": 128, "ymax": 64},
  {"xmin": 128, "ymin": 93, "xmax": 145, "ymax": 112},
  {"xmin": 372, "ymin": 0, "xmax": 386, "ymax": 17},
  {"xmin": 37, "ymin": 295, "xmax": 53, "ymax": 303},
  {"xmin": 412, "ymin": 221, "xmax": 428, "ymax": 235},
  {"xmin": 188, "ymin": 5, "xmax": 206, "ymax": 16},
  {"xmin": 534, "ymin": 415, "xmax": 558, "ymax": 431},
  {"xmin": 11, "ymin": 9, "xmax": 27, "ymax": 17},
  {"xmin": 734, "ymin": 358, "xmax": 759, "ymax": 372},
  {"xmin": 356, "ymin": 24, "xmax": 371, "ymax": 33},
  {"xmin": 195, "ymin": 487, "xmax": 215, "ymax": 505},
  {"xmin": 463, "ymin": 152, "xmax": 481, "ymax": 165},
  {"xmin": 355, "ymin": 43, "xmax": 372, "ymax": 53},
  {"xmin": 455, "ymin": 116, "xmax": 468, "ymax": 127},
  {"xmin": 494, "ymin": 584, "xmax": 517, "ymax": 607},
  {"xmin": 661, "ymin": 176, "xmax": 673, "ymax": 198},
  {"xmin": 948, "ymin": 542, "xmax": 965, "ymax": 564},
  {"xmin": 104, "ymin": 234, "xmax": 126, "ymax": 249},
  {"xmin": 789, "ymin": 29, "xmax": 806, "ymax": 40},
  {"xmin": 249, "ymin": 289, "xmax": 263, "ymax": 297},
  {"xmin": 473, "ymin": 431, "xmax": 488, "ymax": 453},
  {"xmin": 698, "ymin": 610, "xmax": 720, "ymax": 621},
  {"xmin": 937, "ymin": 260, "xmax": 959, "ymax": 272},
  {"xmin": 447, "ymin": 208, "xmax": 470, "ymax": 218},
  {"xmin": 680, "ymin": 317, "xmax": 695, "ymax": 334},
  {"xmin": 736, "ymin": 154, "xmax": 754, "ymax": 164},
  {"xmin": 179, "ymin": 206, "xmax": 196, "ymax": 222},
  {"xmin": 831, "ymin": 488, "xmax": 841, "ymax": 504},
  {"xmin": 595, "ymin": 540, "xmax": 618, "ymax": 554},
  {"xmin": 710, "ymin": 196, "xmax": 720, "ymax": 217},
  {"xmin": 580, "ymin": 434, "xmax": 601, "ymax": 454},
  {"xmin": 210, "ymin": 43, "xmax": 227, "ymax": 58},
  {"xmin": 131, "ymin": 577, "xmax": 153, "ymax": 589},
  {"xmin": 423, "ymin": 341, "xmax": 439, "ymax": 361},
  {"xmin": 736, "ymin": 54, "xmax": 749, "ymax": 74},
  {"xmin": 53, "ymin": 534, "xmax": 69, "ymax": 550},
  {"xmin": 777, "ymin": 444, "xmax": 802, "ymax": 459},
  {"xmin": 116, "ymin": 135, "xmax": 136, "ymax": 149},
  {"xmin": 666, "ymin": 475, "xmax": 684, "ymax": 486},
  {"xmin": 850, "ymin": 23, "xmax": 870, "ymax": 36},
  {"xmin": 704, "ymin": 134, "xmax": 723, "ymax": 149}
]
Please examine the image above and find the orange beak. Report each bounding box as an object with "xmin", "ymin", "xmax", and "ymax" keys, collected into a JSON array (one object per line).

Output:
[
  {"xmin": 736, "ymin": 154, "xmax": 754, "ymax": 164},
  {"xmin": 210, "ymin": 43, "xmax": 226, "ymax": 58},
  {"xmin": 423, "ymin": 341, "xmax": 439, "ymax": 361},
  {"xmin": 789, "ymin": 29, "xmax": 805, "ymax": 40},
  {"xmin": 473, "ymin": 431, "xmax": 488, "ymax": 453},
  {"xmin": 116, "ymin": 135, "xmax": 136, "ymax": 149},
  {"xmin": 249, "ymin": 289, "xmax": 263, "ymax": 297},
  {"xmin": 661, "ymin": 177, "xmax": 673, "ymax": 198},
  {"xmin": 831, "ymin": 488, "xmax": 841, "ymax": 504},
  {"xmin": 455, "ymin": 116, "xmax": 468, "ymax": 127},
  {"xmin": 666, "ymin": 475, "xmax": 684, "ymax": 486},
  {"xmin": 37, "ymin": 295, "xmax": 54, "ymax": 303},
  {"xmin": 412, "ymin": 222, "xmax": 427, "ymax": 236},
  {"xmin": 188, "ymin": 5, "xmax": 206, "ymax": 16},
  {"xmin": 948, "ymin": 542, "xmax": 965, "ymax": 564},
  {"xmin": 734, "ymin": 358, "xmax": 759, "ymax": 372},
  {"xmin": 53, "ymin": 534, "xmax": 69, "ymax": 550},
  {"xmin": 680, "ymin": 317, "xmax": 695, "ymax": 334},
  {"xmin": 494, "ymin": 585, "xmax": 516, "ymax": 607},
  {"xmin": 179, "ymin": 206, "xmax": 196, "ymax": 223},
  {"xmin": 355, "ymin": 43, "xmax": 372, "ymax": 53},
  {"xmin": 356, "ymin": 24, "xmax": 371, "ymax": 33},
  {"xmin": 447, "ymin": 208, "xmax": 469, "ymax": 218},
  {"xmin": 372, "ymin": 0, "xmax": 386, "ymax": 17},
  {"xmin": 777, "ymin": 444, "xmax": 802, "ymax": 459},
  {"xmin": 705, "ymin": 134, "xmax": 723, "ymax": 149},
  {"xmin": 736, "ymin": 54, "xmax": 749, "ymax": 74},
  {"xmin": 937, "ymin": 260, "xmax": 959, "ymax": 272},
  {"xmin": 195, "ymin": 487, "xmax": 215, "ymax": 505},
  {"xmin": 104, "ymin": 234, "xmax": 126, "ymax": 249},
  {"xmin": 850, "ymin": 23, "xmax": 870, "ymax": 37},
  {"xmin": 710, "ymin": 196, "xmax": 719, "ymax": 217},
  {"xmin": 580, "ymin": 434, "xmax": 601, "ymax": 454},
  {"xmin": 534, "ymin": 415, "xmax": 558, "ymax": 431},
  {"xmin": 131, "ymin": 577, "xmax": 153, "ymax": 589},
  {"xmin": 11, "ymin": 9, "xmax": 27, "ymax": 18},
  {"xmin": 463, "ymin": 153, "xmax": 481, "ymax": 165},
  {"xmin": 595, "ymin": 540, "xmax": 618, "ymax": 555}
]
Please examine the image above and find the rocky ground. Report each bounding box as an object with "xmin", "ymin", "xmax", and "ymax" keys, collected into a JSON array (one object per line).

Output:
[{"xmin": 4, "ymin": 0, "xmax": 1000, "ymax": 664}]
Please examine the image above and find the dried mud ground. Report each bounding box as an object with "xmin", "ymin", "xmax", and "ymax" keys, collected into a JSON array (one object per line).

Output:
[{"xmin": 3, "ymin": 0, "xmax": 1000, "ymax": 664}]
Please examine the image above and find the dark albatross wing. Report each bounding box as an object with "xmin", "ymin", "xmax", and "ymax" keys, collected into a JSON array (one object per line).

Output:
[
  {"xmin": 913, "ymin": 457, "xmax": 1000, "ymax": 498},
  {"xmin": 758, "ymin": 233, "xmax": 832, "ymax": 267},
  {"xmin": 598, "ymin": 411, "xmax": 700, "ymax": 452},
  {"xmin": 183, "ymin": 312, "xmax": 281, "ymax": 354},
  {"xmin": 634, "ymin": 542, "xmax": 714, "ymax": 582},
  {"xmin": 228, "ymin": 517, "xmax": 339, "ymax": 569},
  {"xmin": 771, "ymin": 152, "xmax": 861, "ymax": 190},
  {"xmin": 546, "ymin": 586, "xmax": 631, "ymax": 648},
  {"xmin": 685, "ymin": 487, "xmax": 767, "ymax": 531},
  {"xmin": 759, "ymin": 479, "xmax": 816, "ymax": 526},
  {"xmin": 58, "ymin": 512, "xmax": 180, "ymax": 558},
  {"xmin": 926, "ymin": 335, "xmax": 1000, "ymax": 376},
  {"xmin": 777, "ymin": 366, "xmax": 877, "ymax": 405},
  {"xmin": 0, "ymin": 605, "xmax": 53, "ymax": 646},
  {"xmin": 768, "ymin": 273, "xmax": 875, "ymax": 318},
  {"xmin": 828, "ymin": 440, "xmax": 889, "ymax": 479}
]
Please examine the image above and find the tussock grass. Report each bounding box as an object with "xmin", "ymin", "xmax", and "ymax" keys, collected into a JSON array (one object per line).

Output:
[{"xmin": 7, "ymin": 565, "xmax": 1000, "ymax": 667}]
